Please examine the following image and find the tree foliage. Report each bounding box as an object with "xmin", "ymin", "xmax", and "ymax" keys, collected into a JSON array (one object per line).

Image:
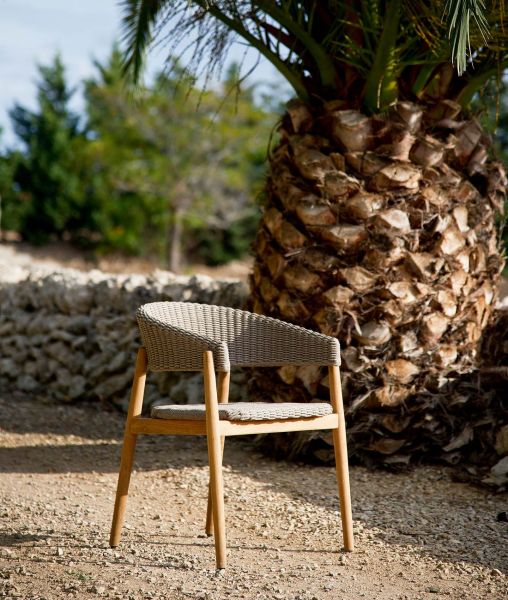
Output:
[
  {"xmin": 8, "ymin": 55, "xmax": 90, "ymax": 243},
  {"xmin": 1, "ymin": 49, "xmax": 276, "ymax": 268}
]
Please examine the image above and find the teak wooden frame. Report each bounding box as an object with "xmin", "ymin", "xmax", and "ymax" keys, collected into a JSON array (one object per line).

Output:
[{"xmin": 110, "ymin": 347, "xmax": 354, "ymax": 569}]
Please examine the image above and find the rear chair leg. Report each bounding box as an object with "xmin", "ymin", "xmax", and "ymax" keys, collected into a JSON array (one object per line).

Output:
[
  {"xmin": 109, "ymin": 347, "xmax": 147, "ymax": 547},
  {"xmin": 329, "ymin": 365, "xmax": 354, "ymax": 552}
]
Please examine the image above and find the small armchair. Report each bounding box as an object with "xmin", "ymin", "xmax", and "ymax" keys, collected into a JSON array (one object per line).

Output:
[{"xmin": 109, "ymin": 302, "xmax": 353, "ymax": 569}]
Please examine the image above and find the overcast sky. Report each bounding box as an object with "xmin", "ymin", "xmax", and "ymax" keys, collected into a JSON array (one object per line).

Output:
[{"xmin": 0, "ymin": 0, "xmax": 284, "ymax": 147}]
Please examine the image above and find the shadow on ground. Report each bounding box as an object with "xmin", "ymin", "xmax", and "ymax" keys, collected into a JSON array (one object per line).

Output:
[{"xmin": 1, "ymin": 395, "xmax": 507, "ymax": 577}]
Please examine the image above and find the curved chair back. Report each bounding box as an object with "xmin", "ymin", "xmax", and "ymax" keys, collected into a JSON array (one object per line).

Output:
[{"xmin": 137, "ymin": 302, "xmax": 340, "ymax": 372}]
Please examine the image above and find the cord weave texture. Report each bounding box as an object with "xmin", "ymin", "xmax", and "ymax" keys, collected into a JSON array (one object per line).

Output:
[
  {"xmin": 151, "ymin": 402, "xmax": 333, "ymax": 421},
  {"xmin": 137, "ymin": 302, "xmax": 340, "ymax": 371}
]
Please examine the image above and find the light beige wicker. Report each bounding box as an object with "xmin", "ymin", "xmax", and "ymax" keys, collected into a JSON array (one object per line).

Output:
[
  {"xmin": 151, "ymin": 401, "xmax": 333, "ymax": 421},
  {"xmin": 137, "ymin": 301, "xmax": 341, "ymax": 371},
  {"xmin": 110, "ymin": 301, "xmax": 353, "ymax": 570}
]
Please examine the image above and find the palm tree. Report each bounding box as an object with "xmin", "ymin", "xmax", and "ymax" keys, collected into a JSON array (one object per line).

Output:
[{"xmin": 120, "ymin": 1, "xmax": 507, "ymax": 465}]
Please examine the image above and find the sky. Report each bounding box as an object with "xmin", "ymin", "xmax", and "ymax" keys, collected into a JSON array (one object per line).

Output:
[{"xmin": 0, "ymin": 0, "xmax": 286, "ymax": 147}]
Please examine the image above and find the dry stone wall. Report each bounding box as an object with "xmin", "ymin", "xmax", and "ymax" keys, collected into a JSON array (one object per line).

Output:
[
  {"xmin": 0, "ymin": 265, "xmax": 248, "ymax": 410},
  {"xmin": 1, "ymin": 262, "xmax": 506, "ymax": 488}
]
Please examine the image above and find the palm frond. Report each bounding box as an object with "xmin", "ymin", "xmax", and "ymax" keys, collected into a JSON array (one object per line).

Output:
[
  {"xmin": 119, "ymin": 1, "xmax": 508, "ymax": 109},
  {"xmin": 364, "ymin": 0, "xmax": 401, "ymax": 111},
  {"xmin": 121, "ymin": 0, "xmax": 167, "ymax": 80},
  {"xmin": 443, "ymin": 0, "xmax": 490, "ymax": 75}
]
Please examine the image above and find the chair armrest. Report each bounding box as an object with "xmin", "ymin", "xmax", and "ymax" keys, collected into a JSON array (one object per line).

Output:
[{"xmin": 137, "ymin": 310, "xmax": 230, "ymax": 371}]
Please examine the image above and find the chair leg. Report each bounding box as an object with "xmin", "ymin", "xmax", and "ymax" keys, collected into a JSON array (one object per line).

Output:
[
  {"xmin": 203, "ymin": 352, "xmax": 227, "ymax": 568},
  {"xmin": 329, "ymin": 365, "xmax": 354, "ymax": 552},
  {"xmin": 205, "ymin": 480, "xmax": 213, "ymax": 536},
  {"xmin": 110, "ymin": 348, "xmax": 147, "ymax": 547},
  {"xmin": 206, "ymin": 371, "xmax": 230, "ymax": 536}
]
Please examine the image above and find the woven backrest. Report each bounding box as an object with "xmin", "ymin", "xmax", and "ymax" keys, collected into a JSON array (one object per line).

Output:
[{"xmin": 137, "ymin": 302, "xmax": 340, "ymax": 371}]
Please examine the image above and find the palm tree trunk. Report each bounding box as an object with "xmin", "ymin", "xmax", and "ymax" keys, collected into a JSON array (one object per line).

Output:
[{"xmin": 248, "ymin": 99, "xmax": 506, "ymax": 465}]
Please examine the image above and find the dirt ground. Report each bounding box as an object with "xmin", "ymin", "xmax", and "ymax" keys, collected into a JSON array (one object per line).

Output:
[{"xmin": 0, "ymin": 395, "xmax": 507, "ymax": 600}]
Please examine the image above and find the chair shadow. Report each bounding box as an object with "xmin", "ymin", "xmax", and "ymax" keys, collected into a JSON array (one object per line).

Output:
[
  {"xmin": 1, "ymin": 396, "xmax": 507, "ymax": 576},
  {"xmin": 128, "ymin": 536, "xmax": 342, "ymax": 557},
  {"xmin": 0, "ymin": 438, "xmax": 213, "ymax": 474},
  {"xmin": 0, "ymin": 531, "xmax": 54, "ymax": 546},
  {"xmin": 0, "ymin": 396, "xmax": 124, "ymax": 440}
]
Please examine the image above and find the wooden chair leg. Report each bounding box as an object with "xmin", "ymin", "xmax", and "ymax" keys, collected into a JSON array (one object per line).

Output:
[
  {"xmin": 329, "ymin": 365, "xmax": 354, "ymax": 552},
  {"xmin": 110, "ymin": 348, "xmax": 147, "ymax": 547},
  {"xmin": 206, "ymin": 371, "xmax": 230, "ymax": 536},
  {"xmin": 203, "ymin": 352, "xmax": 227, "ymax": 568}
]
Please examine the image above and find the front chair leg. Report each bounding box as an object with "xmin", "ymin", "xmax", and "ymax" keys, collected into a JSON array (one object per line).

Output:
[
  {"xmin": 329, "ymin": 365, "xmax": 354, "ymax": 552},
  {"xmin": 206, "ymin": 371, "xmax": 230, "ymax": 536},
  {"xmin": 203, "ymin": 352, "xmax": 227, "ymax": 568},
  {"xmin": 110, "ymin": 348, "xmax": 147, "ymax": 547},
  {"xmin": 205, "ymin": 437, "xmax": 225, "ymax": 536}
]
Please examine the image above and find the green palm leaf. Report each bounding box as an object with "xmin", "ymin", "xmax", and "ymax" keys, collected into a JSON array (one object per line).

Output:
[
  {"xmin": 444, "ymin": 0, "xmax": 490, "ymax": 75},
  {"xmin": 119, "ymin": 1, "xmax": 507, "ymax": 109},
  {"xmin": 121, "ymin": 0, "xmax": 165, "ymax": 80}
]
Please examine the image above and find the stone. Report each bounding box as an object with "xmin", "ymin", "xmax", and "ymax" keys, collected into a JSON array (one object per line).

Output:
[
  {"xmin": 68, "ymin": 375, "xmax": 87, "ymax": 400},
  {"xmin": 168, "ymin": 374, "xmax": 205, "ymax": 405},
  {"xmin": 0, "ymin": 358, "xmax": 16, "ymax": 378},
  {"xmin": 482, "ymin": 456, "xmax": 508, "ymax": 487},
  {"xmin": 95, "ymin": 371, "xmax": 137, "ymax": 400},
  {"xmin": 47, "ymin": 342, "xmax": 71, "ymax": 365},
  {"xmin": 67, "ymin": 315, "xmax": 93, "ymax": 334},
  {"xmin": 106, "ymin": 351, "xmax": 129, "ymax": 374},
  {"xmin": 83, "ymin": 353, "xmax": 106, "ymax": 377},
  {"xmin": 16, "ymin": 374, "xmax": 39, "ymax": 393},
  {"xmin": 0, "ymin": 264, "xmax": 247, "ymax": 410},
  {"xmin": 50, "ymin": 330, "xmax": 75, "ymax": 343}
]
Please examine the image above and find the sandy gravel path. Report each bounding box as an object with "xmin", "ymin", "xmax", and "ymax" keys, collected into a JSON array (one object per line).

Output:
[{"xmin": 0, "ymin": 395, "xmax": 507, "ymax": 600}]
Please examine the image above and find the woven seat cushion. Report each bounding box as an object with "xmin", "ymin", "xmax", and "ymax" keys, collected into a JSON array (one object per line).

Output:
[{"xmin": 151, "ymin": 402, "xmax": 333, "ymax": 421}]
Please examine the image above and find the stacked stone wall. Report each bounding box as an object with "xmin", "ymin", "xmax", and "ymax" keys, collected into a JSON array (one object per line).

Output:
[{"xmin": 0, "ymin": 266, "xmax": 248, "ymax": 409}]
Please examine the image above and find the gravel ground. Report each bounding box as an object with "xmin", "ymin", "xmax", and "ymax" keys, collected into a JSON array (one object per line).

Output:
[{"xmin": 0, "ymin": 395, "xmax": 507, "ymax": 600}]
